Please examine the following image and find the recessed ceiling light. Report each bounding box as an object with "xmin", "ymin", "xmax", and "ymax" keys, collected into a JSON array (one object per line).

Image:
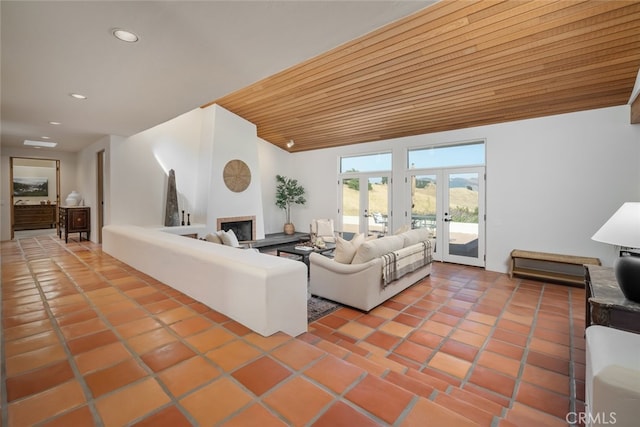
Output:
[
  {"xmin": 49, "ymin": 121, "xmax": 61, "ymax": 125},
  {"xmin": 41, "ymin": 136, "xmax": 50, "ymax": 139},
  {"xmin": 112, "ymin": 28, "xmax": 139, "ymax": 43},
  {"xmin": 24, "ymin": 140, "xmax": 57, "ymax": 148},
  {"xmin": 70, "ymin": 93, "xmax": 87, "ymax": 100}
]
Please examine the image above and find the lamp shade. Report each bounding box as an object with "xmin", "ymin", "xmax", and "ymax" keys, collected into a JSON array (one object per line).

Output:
[{"xmin": 591, "ymin": 202, "xmax": 640, "ymax": 248}]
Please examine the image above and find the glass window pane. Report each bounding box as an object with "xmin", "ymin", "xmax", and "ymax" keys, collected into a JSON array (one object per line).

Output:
[
  {"xmin": 411, "ymin": 174, "xmax": 437, "ymax": 239},
  {"xmin": 408, "ymin": 142, "xmax": 484, "ymax": 169},
  {"xmin": 447, "ymin": 172, "xmax": 479, "ymax": 258},
  {"xmin": 341, "ymin": 178, "xmax": 360, "ymax": 234},
  {"xmin": 341, "ymin": 152, "xmax": 391, "ymax": 173},
  {"xmin": 368, "ymin": 177, "xmax": 389, "ymax": 236}
]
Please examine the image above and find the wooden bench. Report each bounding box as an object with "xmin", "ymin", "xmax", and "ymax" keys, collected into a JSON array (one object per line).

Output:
[{"xmin": 509, "ymin": 249, "xmax": 601, "ymax": 287}]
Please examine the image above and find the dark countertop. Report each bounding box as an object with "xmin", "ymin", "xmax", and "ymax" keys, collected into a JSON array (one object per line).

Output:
[{"xmin": 587, "ymin": 265, "xmax": 640, "ymax": 313}]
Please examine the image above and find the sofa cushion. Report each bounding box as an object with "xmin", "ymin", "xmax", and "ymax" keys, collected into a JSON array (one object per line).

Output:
[
  {"xmin": 400, "ymin": 228, "xmax": 431, "ymax": 247},
  {"xmin": 352, "ymin": 235, "xmax": 404, "ymax": 264},
  {"xmin": 205, "ymin": 232, "xmax": 222, "ymax": 244},
  {"xmin": 218, "ymin": 229, "xmax": 240, "ymax": 247},
  {"xmin": 334, "ymin": 233, "xmax": 365, "ymax": 264},
  {"xmin": 394, "ymin": 224, "xmax": 411, "ymax": 235}
]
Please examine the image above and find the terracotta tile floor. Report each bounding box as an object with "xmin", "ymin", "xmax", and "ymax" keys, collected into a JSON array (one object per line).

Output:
[{"xmin": 1, "ymin": 235, "xmax": 586, "ymax": 426}]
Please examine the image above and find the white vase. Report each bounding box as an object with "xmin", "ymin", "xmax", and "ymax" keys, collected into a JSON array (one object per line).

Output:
[{"xmin": 65, "ymin": 191, "xmax": 81, "ymax": 206}]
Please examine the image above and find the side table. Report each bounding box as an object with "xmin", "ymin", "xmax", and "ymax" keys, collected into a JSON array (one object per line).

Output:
[
  {"xmin": 585, "ymin": 264, "xmax": 640, "ymax": 334},
  {"xmin": 59, "ymin": 206, "xmax": 91, "ymax": 243}
]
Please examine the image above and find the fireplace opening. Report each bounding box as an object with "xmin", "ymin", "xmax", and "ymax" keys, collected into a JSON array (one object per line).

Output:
[{"xmin": 217, "ymin": 216, "xmax": 256, "ymax": 241}]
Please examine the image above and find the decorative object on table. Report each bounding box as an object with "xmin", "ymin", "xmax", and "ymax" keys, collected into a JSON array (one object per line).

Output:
[
  {"xmin": 164, "ymin": 169, "xmax": 180, "ymax": 226},
  {"xmin": 181, "ymin": 210, "xmax": 185, "ymax": 226},
  {"xmin": 592, "ymin": 202, "xmax": 640, "ymax": 303},
  {"xmin": 223, "ymin": 159, "xmax": 251, "ymax": 192},
  {"xmin": 275, "ymin": 174, "xmax": 306, "ymax": 235},
  {"xmin": 314, "ymin": 236, "xmax": 326, "ymax": 249},
  {"xmin": 65, "ymin": 190, "xmax": 81, "ymax": 206}
]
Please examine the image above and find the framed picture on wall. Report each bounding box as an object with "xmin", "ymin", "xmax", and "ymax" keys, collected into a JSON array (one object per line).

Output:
[{"xmin": 13, "ymin": 177, "xmax": 48, "ymax": 197}]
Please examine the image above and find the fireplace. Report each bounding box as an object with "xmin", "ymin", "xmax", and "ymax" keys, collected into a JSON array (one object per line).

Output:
[{"xmin": 217, "ymin": 215, "xmax": 256, "ymax": 241}]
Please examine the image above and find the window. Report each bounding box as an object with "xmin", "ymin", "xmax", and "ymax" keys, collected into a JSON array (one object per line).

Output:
[
  {"xmin": 408, "ymin": 141, "xmax": 485, "ymax": 169},
  {"xmin": 340, "ymin": 152, "xmax": 391, "ymax": 173}
]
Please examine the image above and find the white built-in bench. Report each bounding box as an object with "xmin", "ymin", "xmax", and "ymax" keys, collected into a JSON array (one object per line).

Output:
[{"xmin": 102, "ymin": 224, "xmax": 308, "ymax": 337}]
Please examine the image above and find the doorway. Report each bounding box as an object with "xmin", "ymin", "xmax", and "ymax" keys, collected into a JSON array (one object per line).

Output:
[
  {"xmin": 339, "ymin": 173, "xmax": 391, "ymax": 237},
  {"xmin": 409, "ymin": 167, "xmax": 485, "ymax": 267},
  {"xmin": 10, "ymin": 157, "xmax": 61, "ymax": 240},
  {"xmin": 97, "ymin": 150, "xmax": 105, "ymax": 243}
]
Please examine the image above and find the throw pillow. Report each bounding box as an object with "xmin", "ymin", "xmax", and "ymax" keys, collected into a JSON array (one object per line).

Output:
[
  {"xmin": 351, "ymin": 235, "xmax": 404, "ymax": 264},
  {"xmin": 394, "ymin": 224, "xmax": 410, "ymax": 235},
  {"xmin": 205, "ymin": 233, "xmax": 222, "ymax": 244},
  {"xmin": 400, "ymin": 228, "xmax": 431, "ymax": 247},
  {"xmin": 218, "ymin": 229, "xmax": 240, "ymax": 247},
  {"xmin": 333, "ymin": 233, "xmax": 365, "ymax": 264}
]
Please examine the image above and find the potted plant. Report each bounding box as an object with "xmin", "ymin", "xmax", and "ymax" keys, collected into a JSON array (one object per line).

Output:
[{"xmin": 275, "ymin": 174, "xmax": 306, "ymax": 234}]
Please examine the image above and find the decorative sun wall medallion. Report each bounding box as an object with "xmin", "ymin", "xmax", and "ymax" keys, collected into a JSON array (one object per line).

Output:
[{"xmin": 223, "ymin": 159, "xmax": 251, "ymax": 192}]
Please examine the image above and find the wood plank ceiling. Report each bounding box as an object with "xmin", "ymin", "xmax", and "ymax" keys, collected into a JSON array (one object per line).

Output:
[{"xmin": 205, "ymin": 0, "xmax": 640, "ymax": 152}]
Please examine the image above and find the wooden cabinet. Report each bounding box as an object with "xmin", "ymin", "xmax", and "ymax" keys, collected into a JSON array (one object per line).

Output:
[
  {"xmin": 59, "ymin": 206, "xmax": 90, "ymax": 243},
  {"xmin": 13, "ymin": 204, "xmax": 57, "ymax": 230}
]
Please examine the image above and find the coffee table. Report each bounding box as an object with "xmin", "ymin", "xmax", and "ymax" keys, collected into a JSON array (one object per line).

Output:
[{"xmin": 277, "ymin": 243, "xmax": 336, "ymax": 276}]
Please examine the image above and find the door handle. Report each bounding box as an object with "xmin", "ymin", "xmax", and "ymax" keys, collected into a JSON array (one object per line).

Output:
[{"xmin": 444, "ymin": 218, "xmax": 452, "ymax": 222}]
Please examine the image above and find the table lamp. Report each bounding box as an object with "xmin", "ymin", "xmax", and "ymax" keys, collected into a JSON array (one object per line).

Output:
[{"xmin": 591, "ymin": 202, "xmax": 640, "ymax": 303}]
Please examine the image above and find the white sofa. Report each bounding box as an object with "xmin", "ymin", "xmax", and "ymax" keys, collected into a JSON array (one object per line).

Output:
[
  {"xmin": 309, "ymin": 228, "xmax": 432, "ymax": 311},
  {"xmin": 102, "ymin": 224, "xmax": 308, "ymax": 337},
  {"xmin": 585, "ymin": 325, "xmax": 640, "ymax": 427}
]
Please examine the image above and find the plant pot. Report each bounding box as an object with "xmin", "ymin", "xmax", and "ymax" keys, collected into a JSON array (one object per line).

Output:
[{"xmin": 283, "ymin": 223, "xmax": 295, "ymax": 235}]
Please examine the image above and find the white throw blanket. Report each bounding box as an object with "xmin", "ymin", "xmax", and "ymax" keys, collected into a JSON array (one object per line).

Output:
[{"xmin": 381, "ymin": 240, "xmax": 432, "ymax": 287}]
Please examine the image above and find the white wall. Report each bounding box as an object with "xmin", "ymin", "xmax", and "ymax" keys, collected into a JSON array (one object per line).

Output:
[
  {"xmin": 76, "ymin": 135, "xmax": 113, "ymax": 241},
  {"xmin": 258, "ymin": 137, "xmax": 295, "ymax": 234},
  {"xmin": 202, "ymin": 105, "xmax": 267, "ymax": 239},
  {"xmin": 110, "ymin": 109, "xmax": 203, "ymax": 226},
  {"xmin": 104, "ymin": 105, "xmax": 279, "ymax": 240},
  {"xmin": 290, "ymin": 106, "xmax": 640, "ymax": 272},
  {"xmin": 0, "ymin": 147, "xmax": 78, "ymax": 241},
  {"xmin": 485, "ymin": 106, "xmax": 639, "ymax": 272}
]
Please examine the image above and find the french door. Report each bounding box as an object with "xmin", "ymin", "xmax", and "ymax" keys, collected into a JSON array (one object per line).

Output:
[
  {"xmin": 409, "ymin": 167, "xmax": 485, "ymax": 267},
  {"xmin": 339, "ymin": 173, "xmax": 391, "ymax": 237}
]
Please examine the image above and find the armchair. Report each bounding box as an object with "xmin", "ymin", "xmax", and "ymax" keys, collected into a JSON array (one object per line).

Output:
[{"xmin": 310, "ymin": 218, "xmax": 340, "ymax": 243}]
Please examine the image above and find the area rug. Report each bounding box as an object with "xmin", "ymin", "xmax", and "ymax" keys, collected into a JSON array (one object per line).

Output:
[{"xmin": 308, "ymin": 296, "xmax": 341, "ymax": 323}]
